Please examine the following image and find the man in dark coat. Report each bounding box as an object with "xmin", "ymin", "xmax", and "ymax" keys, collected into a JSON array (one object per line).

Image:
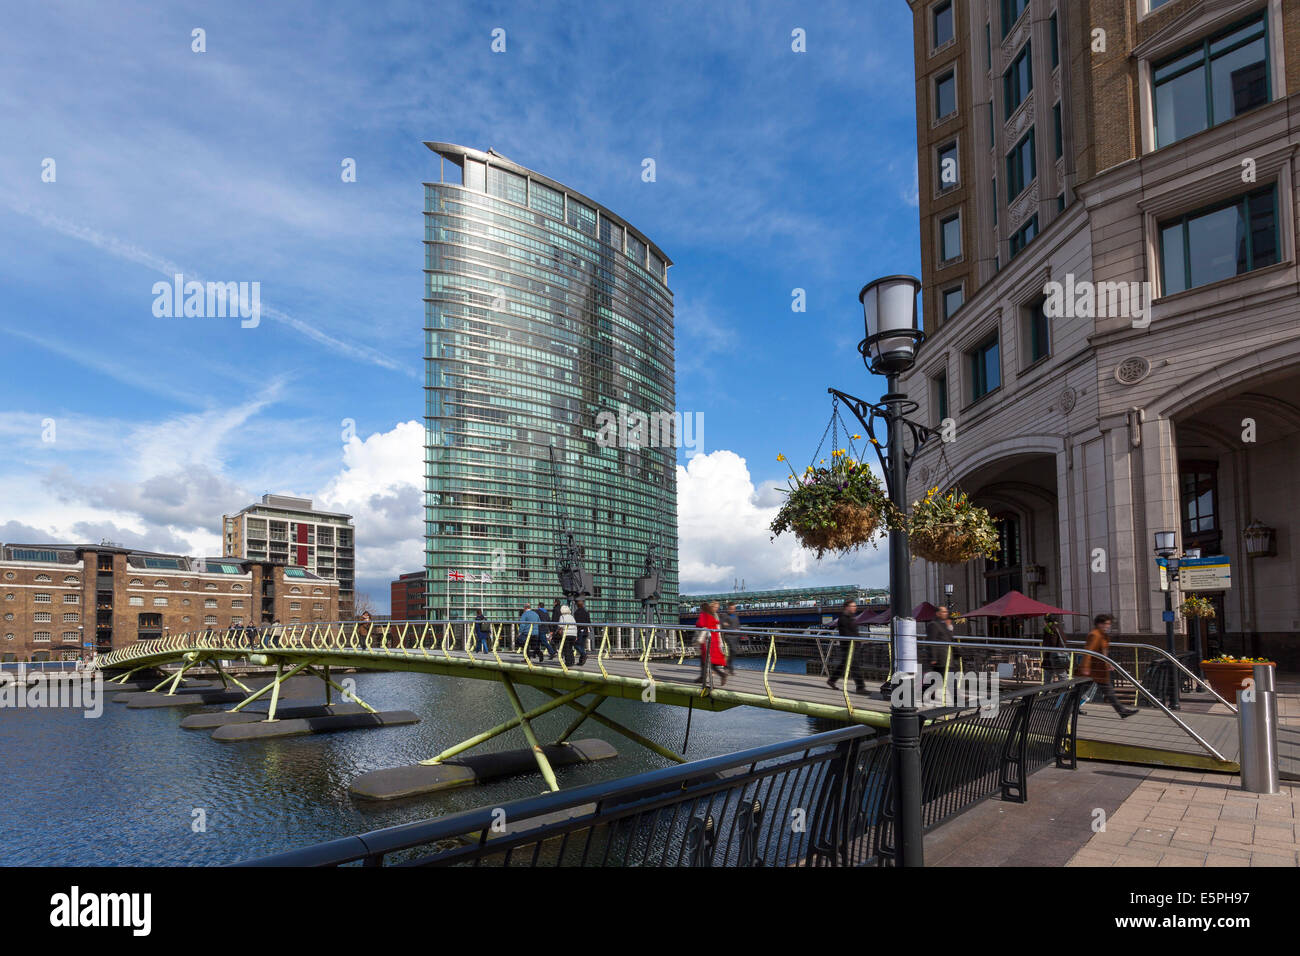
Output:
[
  {"xmin": 573, "ymin": 599, "xmax": 592, "ymax": 665},
  {"xmin": 827, "ymin": 600, "xmax": 868, "ymax": 694}
]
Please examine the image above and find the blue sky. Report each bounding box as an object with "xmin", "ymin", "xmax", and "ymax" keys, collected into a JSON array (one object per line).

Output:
[{"xmin": 0, "ymin": 0, "xmax": 922, "ymax": 611}]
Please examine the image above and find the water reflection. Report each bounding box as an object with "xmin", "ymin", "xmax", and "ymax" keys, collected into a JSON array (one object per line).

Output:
[{"xmin": 1, "ymin": 660, "xmax": 828, "ymax": 865}]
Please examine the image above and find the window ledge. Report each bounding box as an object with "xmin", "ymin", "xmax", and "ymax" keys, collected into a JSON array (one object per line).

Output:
[
  {"xmin": 1152, "ymin": 259, "xmax": 1295, "ymax": 309},
  {"xmin": 964, "ymin": 385, "xmax": 1003, "ymax": 412}
]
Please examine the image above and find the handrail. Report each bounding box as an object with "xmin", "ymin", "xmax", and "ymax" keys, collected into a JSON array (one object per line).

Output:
[
  {"xmin": 1070, "ymin": 639, "xmax": 1236, "ymax": 713},
  {"xmin": 90, "ymin": 619, "xmax": 1230, "ymax": 763}
]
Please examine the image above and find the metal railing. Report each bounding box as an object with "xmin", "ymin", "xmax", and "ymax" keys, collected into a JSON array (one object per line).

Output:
[
  {"xmin": 93, "ymin": 618, "xmax": 1228, "ymax": 762},
  {"xmin": 245, "ymin": 679, "xmax": 1086, "ymax": 867}
]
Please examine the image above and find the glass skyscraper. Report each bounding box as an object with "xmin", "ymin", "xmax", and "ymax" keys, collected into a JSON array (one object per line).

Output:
[{"xmin": 423, "ymin": 143, "xmax": 678, "ymax": 623}]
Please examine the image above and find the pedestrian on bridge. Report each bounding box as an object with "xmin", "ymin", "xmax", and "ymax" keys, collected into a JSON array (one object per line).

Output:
[
  {"xmin": 474, "ymin": 610, "xmax": 491, "ymax": 654},
  {"xmin": 827, "ymin": 600, "xmax": 868, "ymax": 695},
  {"xmin": 720, "ymin": 603, "xmax": 741, "ymax": 676},
  {"xmin": 557, "ymin": 604, "xmax": 577, "ymax": 665},
  {"xmin": 1079, "ymin": 614, "xmax": 1137, "ymax": 718},
  {"xmin": 532, "ymin": 600, "xmax": 557, "ymax": 661},
  {"xmin": 573, "ymin": 598, "xmax": 591, "ymax": 665},
  {"xmin": 1041, "ymin": 614, "xmax": 1069, "ymax": 684},
  {"xmin": 694, "ymin": 600, "xmax": 728, "ymax": 687}
]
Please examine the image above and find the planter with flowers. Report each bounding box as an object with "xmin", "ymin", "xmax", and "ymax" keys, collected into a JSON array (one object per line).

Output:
[
  {"xmin": 770, "ymin": 448, "xmax": 893, "ymax": 558},
  {"xmin": 1200, "ymin": 654, "xmax": 1274, "ymax": 700},
  {"xmin": 905, "ymin": 488, "xmax": 1000, "ymax": 564}
]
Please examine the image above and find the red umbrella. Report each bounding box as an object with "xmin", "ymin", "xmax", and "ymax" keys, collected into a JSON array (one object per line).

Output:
[
  {"xmin": 961, "ymin": 590, "xmax": 1081, "ymax": 618},
  {"xmin": 856, "ymin": 602, "xmax": 939, "ymax": 624}
]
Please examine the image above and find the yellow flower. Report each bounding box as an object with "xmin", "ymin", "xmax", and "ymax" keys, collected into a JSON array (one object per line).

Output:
[
  {"xmin": 851, "ymin": 434, "xmax": 862, "ymax": 440},
  {"xmin": 777, "ymin": 454, "xmax": 786, "ymax": 462}
]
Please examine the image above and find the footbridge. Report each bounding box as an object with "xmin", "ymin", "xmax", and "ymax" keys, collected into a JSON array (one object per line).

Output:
[{"xmin": 93, "ymin": 619, "xmax": 1257, "ymax": 797}]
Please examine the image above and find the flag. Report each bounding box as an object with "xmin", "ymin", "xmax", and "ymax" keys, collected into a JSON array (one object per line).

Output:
[
  {"xmin": 480, "ymin": 572, "xmax": 493, "ymax": 584},
  {"xmin": 447, "ymin": 570, "xmax": 465, "ymax": 581}
]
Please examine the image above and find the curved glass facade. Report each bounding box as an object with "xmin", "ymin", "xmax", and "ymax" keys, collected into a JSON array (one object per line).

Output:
[{"xmin": 423, "ymin": 143, "xmax": 678, "ymax": 622}]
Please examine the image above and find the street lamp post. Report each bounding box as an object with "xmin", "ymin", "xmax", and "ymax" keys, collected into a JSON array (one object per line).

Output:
[
  {"xmin": 829, "ymin": 274, "xmax": 930, "ymax": 868},
  {"xmin": 1154, "ymin": 531, "xmax": 1181, "ymax": 710}
]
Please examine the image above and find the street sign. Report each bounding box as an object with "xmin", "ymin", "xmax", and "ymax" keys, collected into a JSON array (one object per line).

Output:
[
  {"xmin": 1180, "ymin": 556, "xmax": 1230, "ymax": 591},
  {"xmin": 1157, "ymin": 556, "xmax": 1231, "ymax": 592}
]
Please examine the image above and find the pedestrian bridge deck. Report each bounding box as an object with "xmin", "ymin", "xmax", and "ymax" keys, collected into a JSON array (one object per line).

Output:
[{"xmin": 93, "ymin": 623, "xmax": 1264, "ymax": 777}]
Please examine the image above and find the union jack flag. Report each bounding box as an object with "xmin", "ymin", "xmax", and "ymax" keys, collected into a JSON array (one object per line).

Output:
[{"xmin": 447, "ymin": 570, "xmax": 465, "ymax": 581}]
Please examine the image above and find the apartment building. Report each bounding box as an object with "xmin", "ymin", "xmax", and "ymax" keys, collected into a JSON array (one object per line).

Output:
[
  {"xmin": 0, "ymin": 543, "xmax": 339, "ymax": 662},
  {"xmin": 222, "ymin": 494, "xmax": 355, "ymax": 617},
  {"xmin": 904, "ymin": 0, "xmax": 1299, "ymax": 665}
]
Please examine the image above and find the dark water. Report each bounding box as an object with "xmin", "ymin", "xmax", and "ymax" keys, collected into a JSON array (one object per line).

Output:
[{"xmin": 0, "ymin": 658, "xmax": 823, "ymax": 865}]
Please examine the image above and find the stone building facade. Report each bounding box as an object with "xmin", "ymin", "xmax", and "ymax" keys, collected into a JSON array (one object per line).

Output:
[{"xmin": 903, "ymin": 0, "xmax": 1299, "ymax": 666}]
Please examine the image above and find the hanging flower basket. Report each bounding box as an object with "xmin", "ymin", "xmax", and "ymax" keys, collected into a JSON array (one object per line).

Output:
[
  {"xmin": 905, "ymin": 489, "xmax": 999, "ymax": 565},
  {"xmin": 770, "ymin": 449, "xmax": 890, "ymax": 558},
  {"xmin": 1180, "ymin": 594, "xmax": 1216, "ymax": 619}
]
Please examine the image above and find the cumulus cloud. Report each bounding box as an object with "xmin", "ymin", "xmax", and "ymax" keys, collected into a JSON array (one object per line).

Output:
[
  {"xmin": 315, "ymin": 420, "xmax": 425, "ymax": 585},
  {"xmin": 675, "ymin": 449, "xmax": 888, "ymax": 593},
  {"xmin": 44, "ymin": 465, "xmax": 248, "ymax": 532}
]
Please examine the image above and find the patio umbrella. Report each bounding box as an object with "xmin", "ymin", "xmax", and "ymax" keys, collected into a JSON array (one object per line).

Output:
[
  {"xmin": 960, "ymin": 590, "xmax": 1081, "ymax": 619},
  {"xmin": 855, "ymin": 602, "xmax": 940, "ymax": 624}
]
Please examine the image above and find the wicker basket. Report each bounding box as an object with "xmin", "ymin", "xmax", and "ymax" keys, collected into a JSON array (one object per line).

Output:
[
  {"xmin": 908, "ymin": 522, "xmax": 987, "ymax": 565},
  {"xmin": 792, "ymin": 502, "xmax": 882, "ymax": 558}
]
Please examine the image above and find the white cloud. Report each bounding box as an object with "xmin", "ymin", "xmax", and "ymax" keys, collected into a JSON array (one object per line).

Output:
[
  {"xmin": 675, "ymin": 449, "xmax": 888, "ymax": 593},
  {"xmin": 316, "ymin": 421, "xmax": 425, "ymax": 584}
]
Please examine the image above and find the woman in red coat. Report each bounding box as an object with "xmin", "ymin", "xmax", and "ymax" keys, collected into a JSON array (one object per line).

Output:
[{"xmin": 695, "ymin": 600, "xmax": 728, "ymax": 687}]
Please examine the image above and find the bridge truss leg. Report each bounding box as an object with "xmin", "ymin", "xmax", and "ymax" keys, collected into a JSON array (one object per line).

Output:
[
  {"xmin": 535, "ymin": 687, "xmax": 688, "ymax": 764},
  {"xmin": 161, "ymin": 657, "xmax": 202, "ymax": 696},
  {"xmin": 228, "ymin": 659, "xmax": 315, "ymax": 715},
  {"xmin": 209, "ymin": 658, "xmax": 252, "ymax": 694},
  {"xmin": 500, "ymin": 675, "xmax": 561, "ymax": 792},
  {"xmin": 417, "ymin": 682, "xmax": 599, "ymax": 767},
  {"xmin": 306, "ymin": 665, "xmax": 375, "ymax": 714},
  {"xmin": 110, "ymin": 663, "xmax": 153, "ymax": 684}
]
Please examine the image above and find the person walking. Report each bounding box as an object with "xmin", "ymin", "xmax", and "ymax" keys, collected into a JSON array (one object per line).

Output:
[
  {"xmin": 533, "ymin": 600, "xmax": 556, "ymax": 661},
  {"xmin": 827, "ymin": 600, "xmax": 868, "ymax": 694},
  {"xmin": 1080, "ymin": 613, "xmax": 1137, "ymax": 717},
  {"xmin": 693, "ymin": 600, "xmax": 727, "ymax": 687},
  {"xmin": 557, "ymin": 604, "xmax": 577, "ymax": 665},
  {"xmin": 573, "ymin": 598, "xmax": 591, "ymax": 665},
  {"xmin": 518, "ymin": 604, "xmax": 540, "ymax": 656},
  {"xmin": 1041, "ymin": 613, "xmax": 1069, "ymax": 684},
  {"xmin": 354, "ymin": 611, "xmax": 373, "ymax": 650},
  {"xmin": 473, "ymin": 609, "xmax": 492, "ymax": 654},
  {"xmin": 719, "ymin": 603, "xmax": 741, "ymax": 675},
  {"xmin": 925, "ymin": 605, "xmax": 955, "ymax": 674}
]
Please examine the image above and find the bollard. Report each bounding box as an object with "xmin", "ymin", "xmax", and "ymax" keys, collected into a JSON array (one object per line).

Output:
[{"xmin": 1237, "ymin": 663, "xmax": 1280, "ymax": 794}]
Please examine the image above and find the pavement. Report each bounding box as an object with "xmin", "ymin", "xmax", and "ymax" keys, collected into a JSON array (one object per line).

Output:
[{"xmin": 925, "ymin": 761, "xmax": 1299, "ymax": 867}]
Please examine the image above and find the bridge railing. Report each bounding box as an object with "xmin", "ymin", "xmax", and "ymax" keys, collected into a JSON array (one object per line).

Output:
[
  {"xmin": 244, "ymin": 679, "xmax": 1088, "ymax": 868},
  {"xmin": 92, "ymin": 619, "xmax": 1227, "ymax": 762}
]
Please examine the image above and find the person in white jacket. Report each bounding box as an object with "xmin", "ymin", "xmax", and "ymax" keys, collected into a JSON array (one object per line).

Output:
[{"xmin": 557, "ymin": 604, "xmax": 577, "ymax": 665}]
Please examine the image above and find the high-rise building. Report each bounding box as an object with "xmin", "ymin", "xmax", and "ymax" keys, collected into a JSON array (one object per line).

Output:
[
  {"xmin": 423, "ymin": 143, "xmax": 679, "ymax": 622},
  {"xmin": 902, "ymin": 0, "xmax": 1299, "ymax": 665},
  {"xmin": 0, "ymin": 542, "xmax": 338, "ymax": 662},
  {"xmin": 222, "ymin": 494, "xmax": 355, "ymax": 616}
]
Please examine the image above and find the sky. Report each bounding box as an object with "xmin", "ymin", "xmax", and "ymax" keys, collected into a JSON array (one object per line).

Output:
[{"xmin": 0, "ymin": 0, "xmax": 923, "ymax": 613}]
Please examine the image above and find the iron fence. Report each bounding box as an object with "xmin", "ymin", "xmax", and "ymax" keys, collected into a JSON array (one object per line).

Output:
[{"xmin": 245, "ymin": 679, "xmax": 1085, "ymax": 867}]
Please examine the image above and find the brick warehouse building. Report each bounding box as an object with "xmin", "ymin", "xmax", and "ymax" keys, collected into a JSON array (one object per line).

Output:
[
  {"xmin": 0, "ymin": 543, "xmax": 339, "ymax": 662},
  {"xmin": 390, "ymin": 571, "xmax": 428, "ymax": 622},
  {"xmin": 903, "ymin": 0, "xmax": 1299, "ymax": 665}
]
